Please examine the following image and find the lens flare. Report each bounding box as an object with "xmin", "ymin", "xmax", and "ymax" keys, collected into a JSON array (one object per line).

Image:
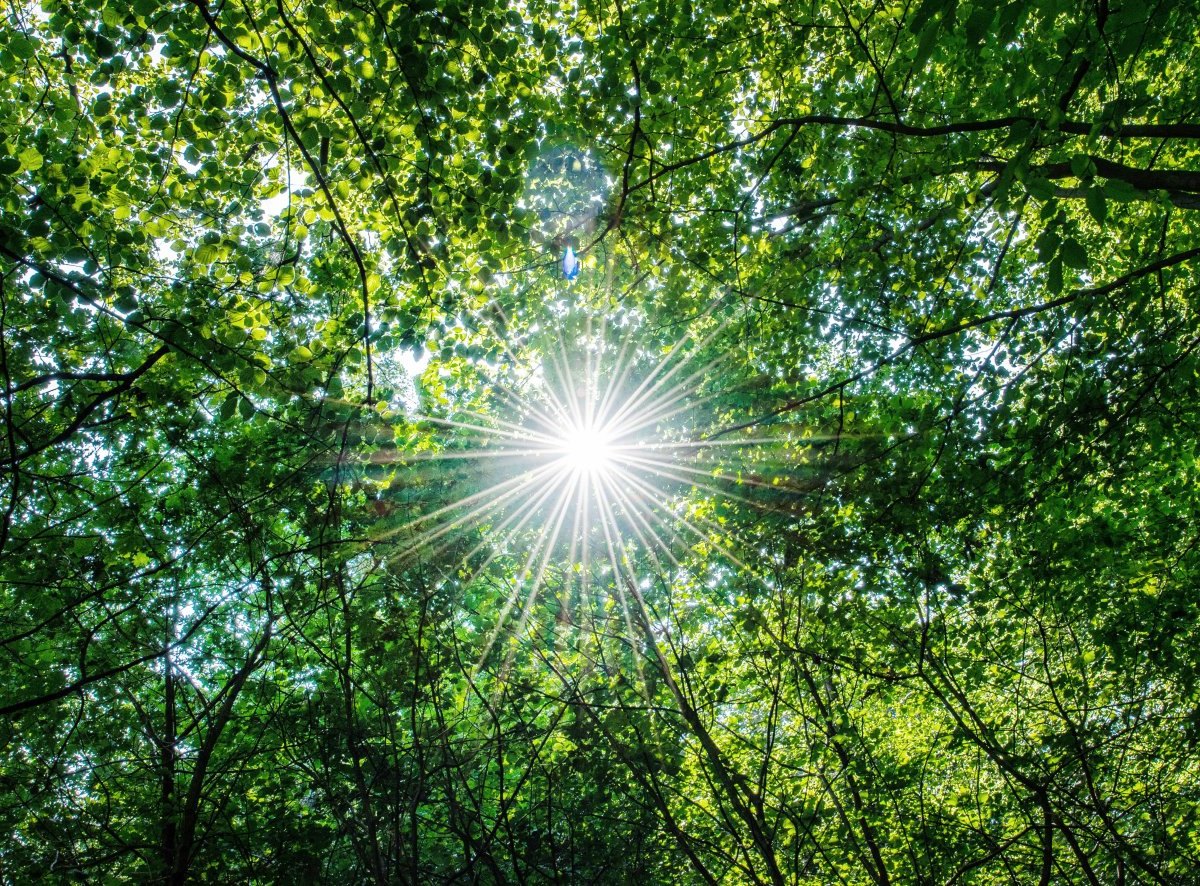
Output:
[
  {"xmin": 353, "ymin": 305, "xmax": 837, "ymax": 678},
  {"xmin": 557, "ymin": 422, "xmax": 615, "ymax": 475}
]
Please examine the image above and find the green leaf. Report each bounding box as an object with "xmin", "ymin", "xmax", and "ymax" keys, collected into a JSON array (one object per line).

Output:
[
  {"xmin": 1046, "ymin": 255, "xmax": 1064, "ymax": 292},
  {"xmin": 1035, "ymin": 229, "xmax": 1060, "ymax": 264},
  {"xmin": 1026, "ymin": 176, "xmax": 1056, "ymax": 201},
  {"xmin": 17, "ymin": 145, "xmax": 42, "ymax": 171},
  {"xmin": 114, "ymin": 289, "xmax": 138, "ymax": 313},
  {"xmin": 963, "ymin": 6, "xmax": 993, "ymax": 50},
  {"xmin": 1070, "ymin": 154, "xmax": 1095, "ymax": 179},
  {"xmin": 1060, "ymin": 237, "xmax": 1088, "ymax": 270},
  {"xmin": 1103, "ymin": 179, "xmax": 1139, "ymax": 202},
  {"xmin": 93, "ymin": 33, "xmax": 115, "ymax": 58},
  {"xmin": 1085, "ymin": 187, "xmax": 1107, "ymax": 225},
  {"xmin": 909, "ymin": 0, "xmax": 954, "ymax": 32},
  {"xmin": 9, "ymin": 35, "xmax": 36, "ymax": 60},
  {"xmin": 3, "ymin": 3, "xmax": 1197, "ymax": 879}
]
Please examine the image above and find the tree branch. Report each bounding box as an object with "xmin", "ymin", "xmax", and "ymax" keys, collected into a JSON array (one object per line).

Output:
[{"xmin": 710, "ymin": 245, "xmax": 1200, "ymax": 437}]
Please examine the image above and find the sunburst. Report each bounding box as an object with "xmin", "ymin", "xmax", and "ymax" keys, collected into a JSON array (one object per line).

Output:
[
  {"xmin": 555, "ymin": 421, "xmax": 616, "ymax": 476},
  {"xmin": 359, "ymin": 301, "xmax": 822, "ymax": 674}
]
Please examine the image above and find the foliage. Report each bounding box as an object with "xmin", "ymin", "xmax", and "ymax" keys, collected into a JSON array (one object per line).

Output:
[{"xmin": 2, "ymin": 0, "xmax": 1200, "ymax": 882}]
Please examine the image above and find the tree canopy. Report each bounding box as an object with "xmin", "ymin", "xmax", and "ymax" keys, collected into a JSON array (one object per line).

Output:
[{"xmin": 3, "ymin": 0, "xmax": 1200, "ymax": 882}]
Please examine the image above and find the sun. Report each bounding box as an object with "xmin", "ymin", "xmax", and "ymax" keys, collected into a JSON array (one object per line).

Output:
[
  {"xmin": 379, "ymin": 308, "xmax": 757, "ymax": 577},
  {"xmin": 362, "ymin": 303, "xmax": 815, "ymax": 674},
  {"xmin": 556, "ymin": 422, "xmax": 616, "ymax": 476}
]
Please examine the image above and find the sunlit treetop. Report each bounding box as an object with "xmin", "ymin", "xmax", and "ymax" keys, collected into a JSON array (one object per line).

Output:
[{"xmin": 2, "ymin": 0, "xmax": 1200, "ymax": 882}]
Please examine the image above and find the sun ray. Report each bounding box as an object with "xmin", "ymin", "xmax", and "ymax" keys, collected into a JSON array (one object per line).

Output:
[
  {"xmin": 602, "ymin": 318, "xmax": 731, "ymax": 433},
  {"xmin": 612, "ymin": 435, "xmax": 798, "ymax": 451},
  {"xmin": 584, "ymin": 312, "xmax": 599, "ymax": 431},
  {"xmin": 551, "ymin": 329, "xmax": 588, "ymax": 429},
  {"xmin": 592, "ymin": 475, "xmax": 648, "ymax": 688},
  {"xmin": 607, "ymin": 463, "xmax": 758, "ymax": 574},
  {"xmin": 605, "ymin": 345, "xmax": 728, "ymax": 431},
  {"xmin": 499, "ymin": 469, "xmax": 581, "ymax": 669},
  {"xmin": 456, "ymin": 405, "xmax": 573, "ymax": 447},
  {"xmin": 380, "ymin": 301, "xmax": 815, "ymax": 683},
  {"xmin": 594, "ymin": 469, "xmax": 682, "ymax": 574},
  {"xmin": 412, "ymin": 413, "xmax": 561, "ymax": 448},
  {"xmin": 621, "ymin": 461, "xmax": 782, "ymax": 517},
  {"xmin": 474, "ymin": 497, "xmax": 565, "ymax": 674},
  {"xmin": 423, "ymin": 462, "xmax": 580, "ymax": 585},
  {"xmin": 593, "ymin": 318, "xmax": 643, "ymax": 430},
  {"xmin": 499, "ymin": 363, "xmax": 584, "ymax": 441},
  {"xmin": 608, "ymin": 380, "xmax": 728, "ymax": 440},
  {"xmin": 479, "ymin": 469, "xmax": 581, "ymax": 676},
  {"xmin": 617, "ymin": 449, "xmax": 803, "ymax": 497},
  {"xmin": 372, "ymin": 459, "xmax": 561, "ymax": 547},
  {"xmin": 381, "ymin": 446, "xmax": 558, "ymax": 463}
]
